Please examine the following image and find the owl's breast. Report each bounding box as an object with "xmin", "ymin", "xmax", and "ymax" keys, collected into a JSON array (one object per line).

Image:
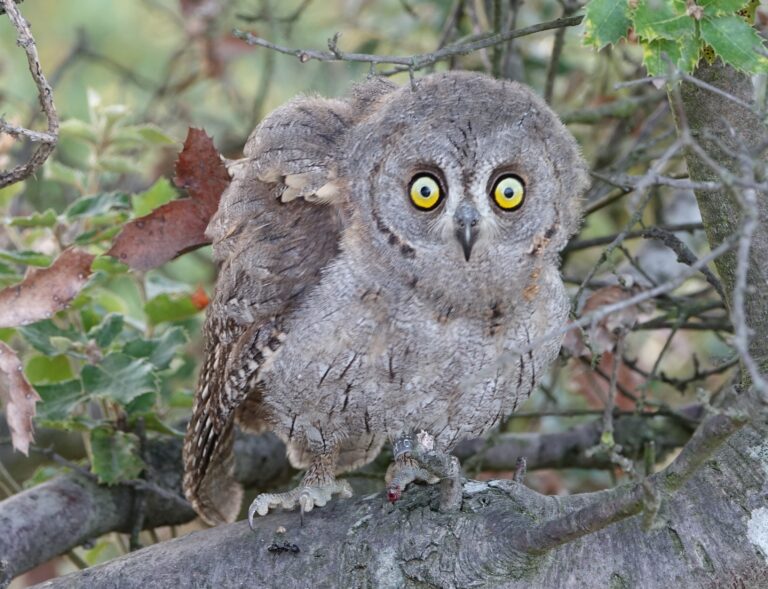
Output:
[{"xmin": 257, "ymin": 262, "xmax": 568, "ymax": 450}]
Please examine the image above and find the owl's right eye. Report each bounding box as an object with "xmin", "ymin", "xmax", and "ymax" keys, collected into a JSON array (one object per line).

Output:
[{"xmin": 409, "ymin": 174, "xmax": 443, "ymax": 211}]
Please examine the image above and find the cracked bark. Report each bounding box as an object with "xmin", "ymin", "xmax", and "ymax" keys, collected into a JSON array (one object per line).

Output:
[
  {"xmin": 0, "ymin": 412, "xmax": 693, "ymax": 582},
  {"xmin": 31, "ymin": 417, "xmax": 768, "ymax": 588}
]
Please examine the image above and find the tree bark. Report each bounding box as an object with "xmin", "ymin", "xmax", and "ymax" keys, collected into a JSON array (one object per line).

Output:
[
  {"xmin": 674, "ymin": 61, "xmax": 768, "ymax": 379},
  {"xmin": 1, "ymin": 413, "xmax": 695, "ymax": 582},
  {"xmin": 31, "ymin": 418, "xmax": 768, "ymax": 588}
]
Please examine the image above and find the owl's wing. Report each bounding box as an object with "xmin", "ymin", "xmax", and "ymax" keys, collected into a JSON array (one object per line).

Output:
[{"xmin": 182, "ymin": 81, "xmax": 396, "ymax": 525}]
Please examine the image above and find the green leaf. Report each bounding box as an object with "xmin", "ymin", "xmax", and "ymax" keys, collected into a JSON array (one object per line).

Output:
[
  {"xmin": 59, "ymin": 118, "xmax": 99, "ymax": 143},
  {"xmin": 112, "ymin": 125, "xmax": 176, "ymax": 147},
  {"xmin": 698, "ymin": 0, "xmax": 748, "ymax": 15},
  {"xmin": 91, "ymin": 255, "xmax": 129, "ymax": 275},
  {"xmin": 700, "ymin": 15, "xmax": 768, "ymax": 73},
  {"xmin": 81, "ymin": 353, "xmax": 157, "ymax": 405},
  {"xmin": 633, "ymin": 0, "xmax": 694, "ymax": 41},
  {"xmin": 88, "ymin": 313, "xmax": 125, "ymax": 348},
  {"xmin": 65, "ymin": 192, "xmax": 131, "ymax": 219},
  {"xmin": 0, "ymin": 261, "xmax": 21, "ymax": 279},
  {"xmin": 35, "ymin": 379, "xmax": 86, "ymax": 421},
  {"xmin": 101, "ymin": 104, "xmax": 130, "ymax": 125},
  {"xmin": 97, "ymin": 157, "xmax": 141, "ymax": 175},
  {"xmin": 0, "ymin": 250, "xmax": 53, "ymax": 267},
  {"xmin": 144, "ymin": 293, "xmax": 201, "ymax": 325},
  {"xmin": 74, "ymin": 225, "xmax": 123, "ymax": 246},
  {"xmin": 89, "ymin": 427, "xmax": 145, "ymax": 485},
  {"xmin": 123, "ymin": 326, "xmax": 188, "ymax": 370},
  {"xmin": 24, "ymin": 465, "xmax": 65, "ymax": 488},
  {"xmin": 8, "ymin": 209, "xmax": 58, "ymax": 228},
  {"xmin": 130, "ymin": 412, "xmax": 185, "ymax": 437},
  {"xmin": 642, "ymin": 37, "xmax": 700, "ymax": 76},
  {"xmin": 124, "ymin": 392, "xmax": 156, "ymax": 414},
  {"xmin": 132, "ymin": 178, "xmax": 177, "ymax": 217},
  {"xmin": 136, "ymin": 125, "xmax": 176, "ymax": 145},
  {"xmin": 37, "ymin": 415, "xmax": 98, "ymax": 432},
  {"xmin": 25, "ymin": 354, "xmax": 73, "ymax": 384},
  {"xmin": 19, "ymin": 320, "xmax": 83, "ymax": 355},
  {"xmin": 0, "ymin": 181, "xmax": 25, "ymax": 207},
  {"xmin": 145, "ymin": 273, "xmax": 193, "ymax": 299},
  {"xmin": 45, "ymin": 160, "xmax": 86, "ymax": 189},
  {"xmin": 169, "ymin": 389, "xmax": 193, "ymax": 409},
  {"xmin": 584, "ymin": 0, "xmax": 631, "ymax": 48}
]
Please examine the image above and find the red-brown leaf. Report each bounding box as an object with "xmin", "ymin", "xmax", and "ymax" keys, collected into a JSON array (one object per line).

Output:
[
  {"xmin": 0, "ymin": 248, "xmax": 95, "ymax": 328},
  {"xmin": 107, "ymin": 128, "xmax": 230, "ymax": 271},
  {"xmin": 0, "ymin": 341, "xmax": 40, "ymax": 455}
]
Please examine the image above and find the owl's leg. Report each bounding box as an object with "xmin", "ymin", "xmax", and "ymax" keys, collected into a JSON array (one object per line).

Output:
[{"xmin": 247, "ymin": 444, "xmax": 352, "ymax": 527}]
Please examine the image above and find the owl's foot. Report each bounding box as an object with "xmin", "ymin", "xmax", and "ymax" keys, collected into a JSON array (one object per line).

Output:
[
  {"xmin": 248, "ymin": 479, "xmax": 353, "ymax": 527},
  {"xmin": 385, "ymin": 454, "xmax": 440, "ymax": 502},
  {"xmin": 386, "ymin": 431, "xmax": 462, "ymax": 510}
]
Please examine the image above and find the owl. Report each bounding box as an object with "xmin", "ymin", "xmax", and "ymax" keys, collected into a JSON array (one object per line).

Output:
[{"xmin": 182, "ymin": 71, "xmax": 589, "ymax": 526}]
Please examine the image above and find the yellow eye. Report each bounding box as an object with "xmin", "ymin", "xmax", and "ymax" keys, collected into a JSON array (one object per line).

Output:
[
  {"xmin": 409, "ymin": 174, "xmax": 443, "ymax": 211},
  {"xmin": 492, "ymin": 174, "xmax": 525, "ymax": 211}
]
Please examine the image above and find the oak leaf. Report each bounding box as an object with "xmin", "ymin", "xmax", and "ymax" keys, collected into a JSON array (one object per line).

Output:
[
  {"xmin": 0, "ymin": 341, "xmax": 40, "ymax": 455},
  {"xmin": 0, "ymin": 248, "xmax": 95, "ymax": 328},
  {"xmin": 107, "ymin": 128, "xmax": 230, "ymax": 271}
]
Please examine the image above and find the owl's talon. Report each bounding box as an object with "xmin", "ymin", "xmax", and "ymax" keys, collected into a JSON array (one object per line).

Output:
[{"xmin": 247, "ymin": 479, "xmax": 353, "ymax": 526}]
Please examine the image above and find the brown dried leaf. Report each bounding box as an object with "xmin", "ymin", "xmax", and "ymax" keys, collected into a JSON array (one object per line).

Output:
[
  {"xmin": 0, "ymin": 248, "xmax": 95, "ymax": 328},
  {"xmin": 0, "ymin": 341, "xmax": 40, "ymax": 455},
  {"xmin": 107, "ymin": 128, "xmax": 229, "ymax": 271}
]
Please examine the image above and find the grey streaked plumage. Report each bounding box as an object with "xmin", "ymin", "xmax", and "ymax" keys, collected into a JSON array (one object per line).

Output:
[{"xmin": 182, "ymin": 71, "xmax": 589, "ymax": 525}]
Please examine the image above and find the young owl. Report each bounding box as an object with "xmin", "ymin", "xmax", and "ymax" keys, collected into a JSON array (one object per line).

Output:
[{"xmin": 182, "ymin": 71, "xmax": 589, "ymax": 526}]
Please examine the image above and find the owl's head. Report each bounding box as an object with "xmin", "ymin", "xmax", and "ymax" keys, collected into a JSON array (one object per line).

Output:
[
  {"xmin": 335, "ymin": 72, "xmax": 589, "ymax": 306},
  {"xmin": 225, "ymin": 71, "xmax": 589, "ymax": 312}
]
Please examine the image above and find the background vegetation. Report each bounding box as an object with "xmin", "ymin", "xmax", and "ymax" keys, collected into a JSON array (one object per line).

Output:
[{"xmin": 1, "ymin": 0, "xmax": 766, "ymax": 586}]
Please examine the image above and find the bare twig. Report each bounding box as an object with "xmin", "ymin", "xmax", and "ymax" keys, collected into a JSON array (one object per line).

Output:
[
  {"xmin": 0, "ymin": 0, "xmax": 59, "ymax": 189},
  {"xmin": 564, "ymin": 223, "xmax": 704, "ymax": 252},
  {"xmin": 544, "ymin": 0, "xmax": 579, "ymax": 103},
  {"xmin": 233, "ymin": 14, "xmax": 583, "ymax": 72},
  {"xmin": 561, "ymin": 91, "xmax": 666, "ymax": 124}
]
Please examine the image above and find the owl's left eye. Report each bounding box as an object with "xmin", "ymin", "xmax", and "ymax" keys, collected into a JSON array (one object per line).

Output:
[
  {"xmin": 491, "ymin": 174, "xmax": 525, "ymax": 211},
  {"xmin": 409, "ymin": 174, "xmax": 443, "ymax": 211}
]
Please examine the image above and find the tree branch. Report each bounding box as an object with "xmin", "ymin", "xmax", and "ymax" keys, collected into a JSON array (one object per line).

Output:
[
  {"xmin": 32, "ymin": 407, "xmax": 764, "ymax": 589},
  {"xmin": 0, "ymin": 0, "xmax": 59, "ymax": 189},
  {"xmin": 232, "ymin": 14, "xmax": 583, "ymax": 72}
]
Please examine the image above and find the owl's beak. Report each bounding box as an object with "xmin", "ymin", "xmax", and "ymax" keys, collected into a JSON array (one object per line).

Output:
[{"xmin": 454, "ymin": 202, "xmax": 481, "ymax": 261}]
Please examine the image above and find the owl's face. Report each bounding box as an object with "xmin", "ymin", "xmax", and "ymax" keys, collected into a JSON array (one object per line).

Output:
[{"xmin": 341, "ymin": 72, "xmax": 588, "ymax": 307}]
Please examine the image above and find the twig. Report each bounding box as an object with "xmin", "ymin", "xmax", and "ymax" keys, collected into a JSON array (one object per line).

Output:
[
  {"xmin": 544, "ymin": 0, "xmax": 579, "ymax": 103},
  {"xmin": 572, "ymin": 139, "xmax": 685, "ymax": 308},
  {"xmin": 0, "ymin": 0, "xmax": 59, "ymax": 189},
  {"xmin": 565, "ymin": 224, "xmax": 705, "ymax": 251},
  {"xmin": 561, "ymin": 92, "xmax": 666, "ymax": 124},
  {"xmin": 233, "ymin": 14, "xmax": 583, "ymax": 71},
  {"xmin": 730, "ymin": 152, "xmax": 768, "ymax": 397},
  {"xmin": 506, "ymin": 233, "xmax": 739, "ymax": 372}
]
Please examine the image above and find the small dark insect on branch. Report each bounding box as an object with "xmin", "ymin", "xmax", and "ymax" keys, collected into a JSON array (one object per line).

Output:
[
  {"xmin": 233, "ymin": 14, "xmax": 583, "ymax": 72},
  {"xmin": 267, "ymin": 542, "xmax": 300, "ymax": 554}
]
